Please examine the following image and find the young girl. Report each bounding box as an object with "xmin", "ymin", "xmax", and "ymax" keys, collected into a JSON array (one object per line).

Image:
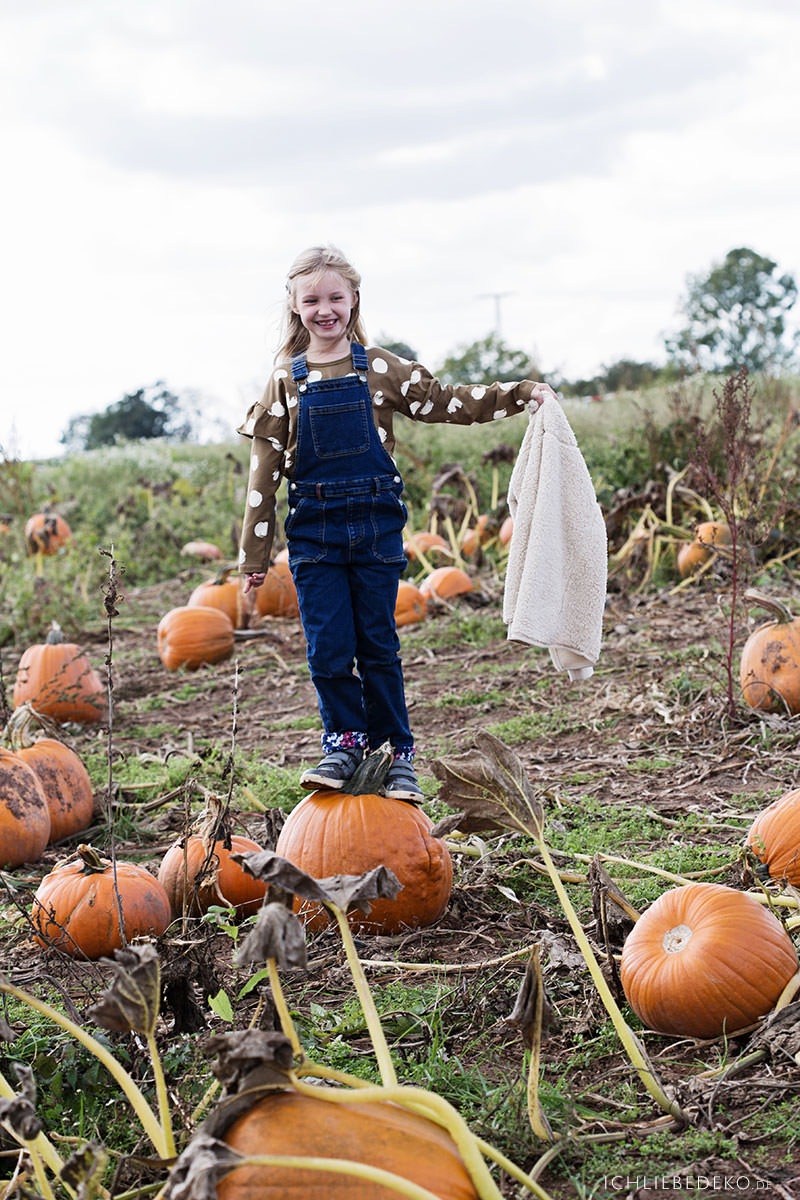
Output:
[{"xmin": 238, "ymin": 245, "xmax": 555, "ymax": 801}]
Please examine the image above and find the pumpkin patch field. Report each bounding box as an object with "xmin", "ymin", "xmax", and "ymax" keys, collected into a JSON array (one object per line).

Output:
[{"xmin": 2, "ymin": 375, "xmax": 800, "ymax": 1199}]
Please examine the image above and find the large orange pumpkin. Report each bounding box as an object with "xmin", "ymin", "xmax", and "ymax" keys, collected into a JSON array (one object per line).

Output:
[
  {"xmin": 32, "ymin": 844, "xmax": 171, "ymax": 959},
  {"xmin": 253, "ymin": 561, "xmax": 300, "ymax": 619},
  {"xmin": 24, "ymin": 512, "xmax": 73, "ymax": 556},
  {"xmin": 419, "ymin": 566, "xmax": 474, "ymax": 601},
  {"xmin": 158, "ymin": 834, "xmax": 268, "ymax": 919},
  {"xmin": 157, "ymin": 606, "xmax": 235, "ymax": 671},
  {"xmin": 740, "ymin": 591, "xmax": 800, "ymax": 714},
  {"xmin": 275, "ymin": 756, "xmax": 452, "ymax": 934},
  {"xmin": 620, "ymin": 881, "xmax": 798, "ymax": 1038},
  {"xmin": 677, "ymin": 520, "xmax": 732, "ymax": 578},
  {"xmin": 0, "ymin": 746, "xmax": 51, "ymax": 867},
  {"xmin": 13, "ymin": 623, "xmax": 105, "ymax": 724},
  {"xmin": 188, "ymin": 570, "xmax": 250, "ymax": 630},
  {"xmin": 218, "ymin": 1089, "xmax": 479, "ymax": 1199},
  {"xmin": 7, "ymin": 706, "xmax": 94, "ymax": 844},
  {"xmin": 747, "ymin": 788, "xmax": 800, "ymax": 885},
  {"xmin": 394, "ymin": 580, "xmax": 427, "ymax": 627}
]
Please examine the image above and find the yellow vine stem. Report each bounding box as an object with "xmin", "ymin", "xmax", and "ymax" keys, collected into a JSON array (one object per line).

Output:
[
  {"xmin": 146, "ymin": 1029, "xmax": 176, "ymax": 1160},
  {"xmin": 0, "ymin": 980, "xmax": 168, "ymax": 1159},
  {"xmin": 0, "ymin": 1070, "xmax": 76, "ymax": 1198},
  {"xmin": 220, "ymin": 1153, "xmax": 445, "ymax": 1199},
  {"xmin": 360, "ymin": 944, "xmax": 537, "ymax": 974},
  {"xmin": 267, "ymin": 957, "xmax": 303, "ymax": 1057},
  {"xmin": 328, "ymin": 904, "xmax": 398, "ymax": 1089},
  {"xmin": 531, "ymin": 841, "xmax": 688, "ymax": 1123},
  {"xmin": 288, "ymin": 1075, "xmax": 510, "ymax": 1200}
]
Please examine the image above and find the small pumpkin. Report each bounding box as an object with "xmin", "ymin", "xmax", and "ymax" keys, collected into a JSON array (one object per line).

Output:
[
  {"xmin": 157, "ymin": 605, "xmax": 235, "ymax": 671},
  {"xmin": 677, "ymin": 520, "xmax": 732, "ymax": 578},
  {"xmin": 218, "ymin": 1089, "xmax": 479, "ymax": 1199},
  {"xmin": 747, "ymin": 787, "xmax": 800, "ymax": 885},
  {"xmin": 13, "ymin": 623, "xmax": 105, "ymax": 724},
  {"xmin": 498, "ymin": 516, "xmax": 514, "ymax": 546},
  {"xmin": 181, "ymin": 540, "xmax": 223, "ymax": 561},
  {"xmin": 394, "ymin": 580, "xmax": 427, "ymax": 627},
  {"xmin": 0, "ymin": 746, "xmax": 51, "ymax": 867},
  {"xmin": 419, "ymin": 566, "xmax": 474, "ymax": 601},
  {"xmin": 188, "ymin": 569, "xmax": 250, "ymax": 630},
  {"xmin": 5, "ymin": 705, "xmax": 94, "ymax": 843},
  {"xmin": 459, "ymin": 527, "xmax": 481, "ymax": 558},
  {"xmin": 24, "ymin": 512, "xmax": 73, "ymax": 556},
  {"xmin": 32, "ymin": 844, "xmax": 171, "ymax": 959},
  {"xmin": 740, "ymin": 590, "xmax": 800, "ymax": 714},
  {"xmin": 620, "ymin": 881, "xmax": 798, "ymax": 1038},
  {"xmin": 253, "ymin": 561, "xmax": 300, "ymax": 619},
  {"xmin": 403, "ymin": 531, "xmax": 449, "ymax": 562},
  {"xmin": 275, "ymin": 753, "xmax": 452, "ymax": 934},
  {"xmin": 158, "ymin": 797, "xmax": 267, "ymax": 918}
]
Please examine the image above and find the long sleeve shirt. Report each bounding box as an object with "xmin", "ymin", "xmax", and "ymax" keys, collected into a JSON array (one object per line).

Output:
[{"xmin": 236, "ymin": 345, "xmax": 539, "ymax": 574}]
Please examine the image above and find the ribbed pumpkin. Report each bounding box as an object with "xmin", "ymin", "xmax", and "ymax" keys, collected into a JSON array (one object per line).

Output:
[
  {"xmin": 677, "ymin": 520, "xmax": 732, "ymax": 578},
  {"xmin": 32, "ymin": 844, "xmax": 171, "ymax": 959},
  {"xmin": 188, "ymin": 569, "xmax": 249, "ymax": 629},
  {"xmin": 181, "ymin": 540, "xmax": 223, "ymax": 561},
  {"xmin": 159, "ymin": 835, "xmax": 267, "ymax": 919},
  {"xmin": 253, "ymin": 561, "xmax": 300, "ymax": 618},
  {"xmin": 157, "ymin": 605, "xmax": 235, "ymax": 671},
  {"xmin": 419, "ymin": 566, "xmax": 474, "ymax": 601},
  {"xmin": 0, "ymin": 746, "xmax": 51, "ymax": 867},
  {"xmin": 620, "ymin": 881, "xmax": 798, "ymax": 1038},
  {"xmin": 394, "ymin": 580, "xmax": 427, "ymax": 627},
  {"xmin": 24, "ymin": 512, "xmax": 73, "ymax": 556},
  {"xmin": 403, "ymin": 531, "xmax": 449, "ymax": 562},
  {"xmin": 5, "ymin": 705, "xmax": 94, "ymax": 843},
  {"xmin": 13, "ymin": 623, "xmax": 105, "ymax": 724},
  {"xmin": 747, "ymin": 788, "xmax": 800, "ymax": 885},
  {"xmin": 275, "ymin": 755, "xmax": 452, "ymax": 934},
  {"xmin": 740, "ymin": 590, "xmax": 800, "ymax": 714},
  {"xmin": 218, "ymin": 1089, "xmax": 479, "ymax": 1200}
]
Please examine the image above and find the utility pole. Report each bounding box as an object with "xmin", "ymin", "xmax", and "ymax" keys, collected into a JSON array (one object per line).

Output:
[{"xmin": 477, "ymin": 291, "xmax": 514, "ymax": 338}]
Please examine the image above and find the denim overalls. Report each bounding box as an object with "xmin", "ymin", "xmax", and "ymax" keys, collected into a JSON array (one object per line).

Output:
[{"xmin": 285, "ymin": 342, "xmax": 414, "ymax": 758}]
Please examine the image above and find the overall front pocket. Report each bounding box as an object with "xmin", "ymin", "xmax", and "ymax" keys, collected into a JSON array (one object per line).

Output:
[{"xmin": 309, "ymin": 401, "xmax": 370, "ymax": 459}]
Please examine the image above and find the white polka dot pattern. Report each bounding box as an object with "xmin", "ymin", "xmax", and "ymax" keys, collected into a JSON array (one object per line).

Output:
[
  {"xmin": 254, "ymin": 522, "xmax": 269, "ymax": 538},
  {"xmin": 249, "ymin": 489, "xmax": 263, "ymax": 506},
  {"xmin": 372, "ymin": 357, "xmax": 388, "ymax": 374}
]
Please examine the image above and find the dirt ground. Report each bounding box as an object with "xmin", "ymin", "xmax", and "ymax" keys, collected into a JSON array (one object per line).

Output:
[{"xmin": 4, "ymin": 575, "xmax": 800, "ymax": 1199}]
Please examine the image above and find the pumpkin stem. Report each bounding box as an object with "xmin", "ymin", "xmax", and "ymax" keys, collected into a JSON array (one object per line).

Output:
[
  {"xmin": 76, "ymin": 844, "xmax": 111, "ymax": 874},
  {"xmin": 46, "ymin": 621, "xmax": 65, "ymax": 644},
  {"xmin": 195, "ymin": 789, "xmax": 232, "ymax": 847},
  {"xmin": 743, "ymin": 588, "xmax": 795, "ymax": 624},
  {"xmin": 345, "ymin": 749, "xmax": 392, "ymax": 796},
  {"xmin": 3, "ymin": 702, "xmax": 58, "ymax": 750}
]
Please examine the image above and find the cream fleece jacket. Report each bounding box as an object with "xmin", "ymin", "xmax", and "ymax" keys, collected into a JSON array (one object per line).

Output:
[{"xmin": 502, "ymin": 396, "xmax": 607, "ymax": 680}]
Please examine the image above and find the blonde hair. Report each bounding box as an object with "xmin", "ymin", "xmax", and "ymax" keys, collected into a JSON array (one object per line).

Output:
[{"xmin": 277, "ymin": 244, "xmax": 368, "ymax": 360}]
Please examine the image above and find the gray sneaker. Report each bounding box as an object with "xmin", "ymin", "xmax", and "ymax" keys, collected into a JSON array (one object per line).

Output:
[
  {"xmin": 384, "ymin": 759, "xmax": 424, "ymax": 803},
  {"xmin": 300, "ymin": 748, "xmax": 363, "ymax": 790}
]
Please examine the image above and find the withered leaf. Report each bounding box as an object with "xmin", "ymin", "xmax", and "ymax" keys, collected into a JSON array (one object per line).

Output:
[
  {"xmin": 87, "ymin": 944, "xmax": 161, "ymax": 1036},
  {"xmin": 0, "ymin": 1063, "xmax": 41, "ymax": 1141},
  {"xmin": 431, "ymin": 729, "xmax": 544, "ymax": 839},
  {"xmin": 317, "ymin": 866, "xmax": 401, "ymax": 916},
  {"xmin": 428, "ymin": 811, "xmax": 466, "ymax": 839},
  {"xmin": 207, "ymin": 1029, "xmax": 295, "ymax": 1090},
  {"xmin": 507, "ymin": 949, "xmax": 557, "ymax": 1048},
  {"xmin": 233, "ymin": 903, "xmax": 307, "ymax": 971},
  {"xmin": 164, "ymin": 1134, "xmax": 245, "ymax": 1200},
  {"xmin": 751, "ymin": 999, "xmax": 800, "ymax": 1062},
  {"xmin": 60, "ymin": 1142, "xmax": 109, "ymax": 1198},
  {"xmin": 230, "ymin": 849, "xmax": 329, "ymax": 903},
  {"xmin": 0, "ymin": 1013, "xmax": 16, "ymax": 1042},
  {"xmin": 588, "ymin": 856, "xmax": 639, "ymax": 952}
]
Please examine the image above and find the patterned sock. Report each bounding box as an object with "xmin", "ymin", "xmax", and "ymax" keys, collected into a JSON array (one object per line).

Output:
[{"xmin": 321, "ymin": 731, "xmax": 369, "ymax": 755}]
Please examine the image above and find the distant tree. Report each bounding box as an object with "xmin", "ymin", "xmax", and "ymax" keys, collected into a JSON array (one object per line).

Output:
[
  {"xmin": 436, "ymin": 334, "xmax": 538, "ymax": 386},
  {"xmin": 61, "ymin": 384, "xmax": 197, "ymax": 450},
  {"xmin": 376, "ymin": 336, "xmax": 419, "ymax": 361},
  {"xmin": 665, "ymin": 247, "xmax": 799, "ymax": 375}
]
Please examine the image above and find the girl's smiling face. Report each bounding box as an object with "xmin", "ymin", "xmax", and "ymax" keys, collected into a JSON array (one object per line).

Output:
[{"xmin": 291, "ymin": 269, "xmax": 356, "ymax": 358}]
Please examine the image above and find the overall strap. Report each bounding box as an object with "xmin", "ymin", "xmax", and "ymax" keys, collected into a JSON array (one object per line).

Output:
[
  {"xmin": 291, "ymin": 353, "xmax": 309, "ymax": 382},
  {"xmin": 350, "ymin": 342, "xmax": 369, "ymax": 379}
]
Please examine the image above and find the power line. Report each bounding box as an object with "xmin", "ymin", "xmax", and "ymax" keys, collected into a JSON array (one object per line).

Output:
[{"xmin": 477, "ymin": 291, "xmax": 515, "ymax": 337}]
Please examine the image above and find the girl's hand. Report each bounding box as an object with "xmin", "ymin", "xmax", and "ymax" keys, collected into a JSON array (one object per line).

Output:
[
  {"xmin": 243, "ymin": 572, "xmax": 267, "ymax": 593},
  {"xmin": 529, "ymin": 382, "xmax": 558, "ymax": 411}
]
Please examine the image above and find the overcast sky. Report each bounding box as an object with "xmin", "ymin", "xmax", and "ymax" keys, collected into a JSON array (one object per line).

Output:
[{"xmin": 2, "ymin": 0, "xmax": 799, "ymax": 460}]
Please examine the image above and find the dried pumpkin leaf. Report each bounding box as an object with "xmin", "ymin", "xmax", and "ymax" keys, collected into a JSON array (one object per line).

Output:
[
  {"xmin": 431, "ymin": 729, "xmax": 544, "ymax": 839},
  {"xmin": 0, "ymin": 1063, "xmax": 41, "ymax": 1141},
  {"xmin": 233, "ymin": 903, "xmax": 307, "ymax": 971},
  {"xmin": 231, "ymin": 849, "xmax": 329, "ymax": 903},
  {"xmin": 86, "ymin": 944, "xmax": 160, "ymax": 1036},
  {"xmin": 207, "ymin": 1029, "xmax": 295, "ymax": 1090},
  {"xmin": 164, "ymin": 1134, "xmax": 245, "ymax": 1200},
  {"xmin": 60, "ymin": 1142, "xmax": 109, "ymax": 1198},
  {"xmin": 317, "ymin": 866, "xmax": 401, "ymax": 916},
  {"xmin": 506, "ymin": 947, "xmax": 556, "ymax": 1142}
]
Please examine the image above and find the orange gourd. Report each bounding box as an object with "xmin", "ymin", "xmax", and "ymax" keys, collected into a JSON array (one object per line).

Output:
[
  {"xmin": 620, "ymin": 881, "xmax": 798, "ymax": 1038},
  {"xmin": 218, "ymin": 1089, "xmax": 478, "ymax": 1199},
  {"xmin": 403, "ymin": 531, "xmax": 449, "ymax": 562},
  {"xmin": 459, "ymin": 527, "xmax": 480, "ymax": 558},
  {"xmin": 419, "ymin": 566, "xmax": 474, "ymax": 601},
  {"xmin": 275, "ymin": 755, "xmax": 452, "ymax": 934},
  {"xmin": 677, "ymin": 520, "xmax": 732, "ymax": 578},
  {"xmin": 181, "ymin": 540, "xmax": 223, "ymax": 561},
  {"xmin": 394, "ymin": 580, "xmax": 427, "ymax": 627},
  {"xmin": 188, "ymin": 569, "xmax": 249, "ymax": 629},
  {"xmin": 253, "ymin": 561, "xmax": 300, "ymax": 618},
  {"xmin": 157, "ymin": 606, "xmax": 235, "ymax": 671},
  {"xmin": 158, "ymin": 835, "xmax": 267, "ymax": 919},
  {"xmin": 0, "ymin": 746, "xmax": 51, "ymax": 867},
  {"xmin": 24, "ymin": 512, "xmax": 73, "ymax": 556},
  {"xmin": 739, "ymin": 590, "xmax": 800, "ymax": 714},
  {"xmin": 5, "ymin": 705, "xmax": 94, "ymax": 843},
  {"xmin": 498, "ymin": 516, "xmax": 514, "ymax": 546},
  {"xmin": 13, "ymin": 623, "xmax": 105, "ymax": 724},
  {"xmin": 32, "ymin": 844, "xmax": 171, "ymax": 959},
  {"xmin": 747, "ymin": 787, "xmax": 800, "ymax": 885}
]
